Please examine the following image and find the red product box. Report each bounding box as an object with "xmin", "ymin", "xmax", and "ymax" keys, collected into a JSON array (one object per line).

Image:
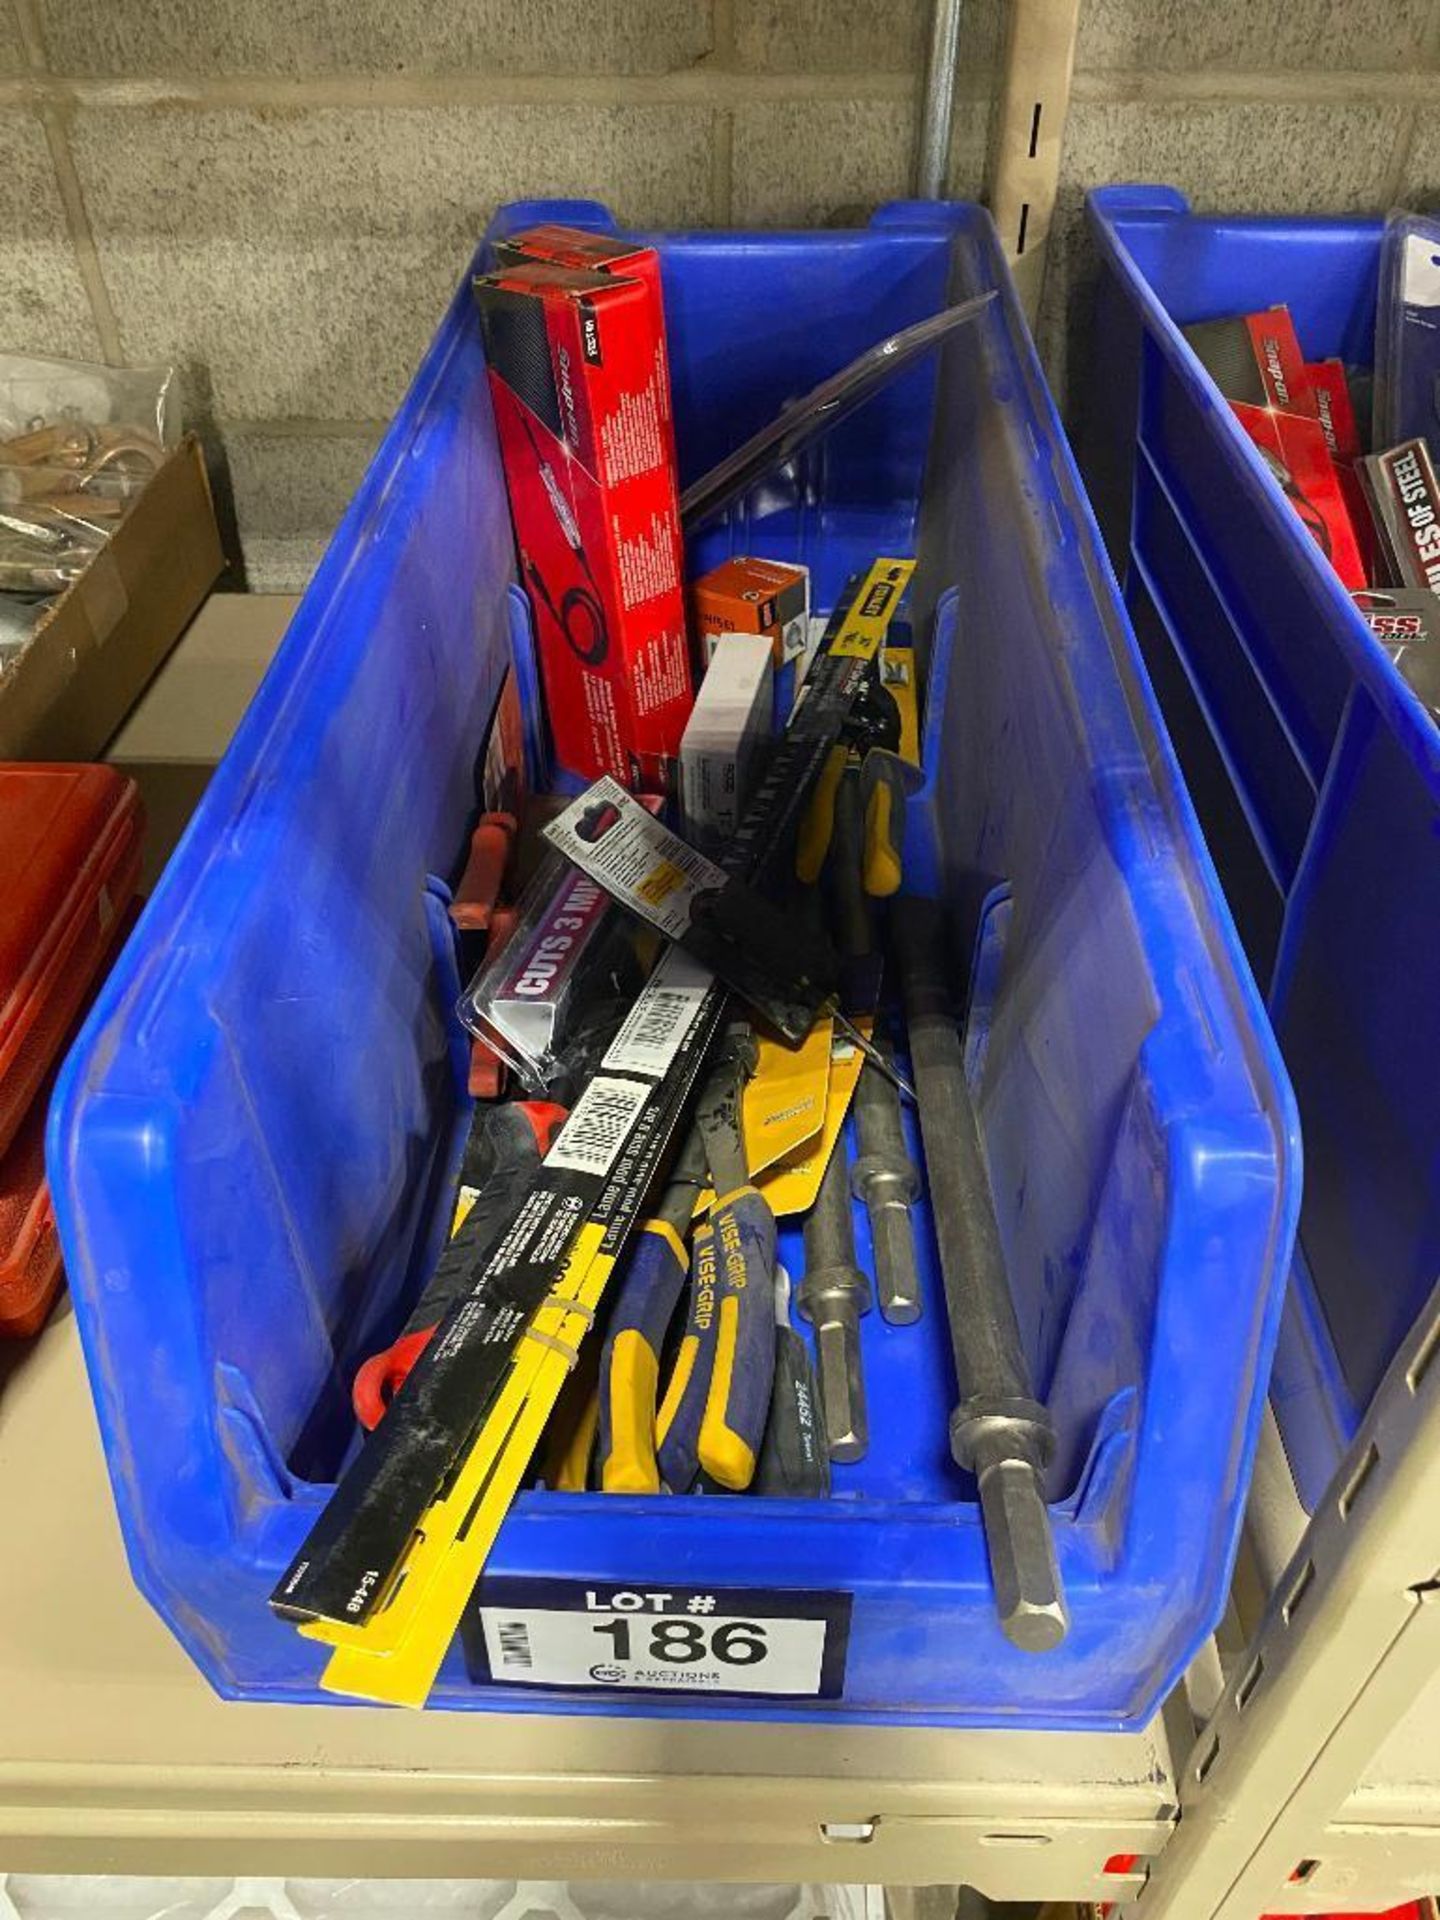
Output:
[
  {"xmin": 1309, "ymin": 355, "xmax": 1380, "ymax": 578},
  {"xmin": 1232, "ymin": 401, "xmax": 1368, "ymax": 588},
  {"xmin": 1242, "ymin": 306, "xmax": 1315, "ymax": 416},
  {"xmin": 494, "ymin": 225, "xmax": 679, "ymax": 476},
  {"xmin": 1308, "ymin": 357, "xmax": 1361, "ymax": 458},
  {"xmin": 1184, "ymin": 309, "xmax": 1367, "ymax": 589},
  {"xmin": 474, "ymin": 259, "xmax": 693, "ymax": 794}
]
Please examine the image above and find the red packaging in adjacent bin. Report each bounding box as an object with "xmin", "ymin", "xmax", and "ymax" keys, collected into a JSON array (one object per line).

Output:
[
  {"xmin": 1308, "ymin": 356, "xmax": 1380, "ymax": 578},
  {"xmin": 1308, "ymin": 357, "xmax": 1362, "ymax": 463},
  {"xmin": 1184, "ymin": 309, "xmax": 1368, "ymax": 589},
  {"xmin": 0, "ymin": 764, "xmax": 143, "ymax": 1160},
  {"xmin": 474, "ymin": 256, "xmax": 693, "ymax": 794}
]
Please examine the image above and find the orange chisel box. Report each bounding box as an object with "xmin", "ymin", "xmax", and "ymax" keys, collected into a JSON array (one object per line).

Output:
[{"xmin": 0, "ymin": 765, "xmax": 143, "ymax": 1160}]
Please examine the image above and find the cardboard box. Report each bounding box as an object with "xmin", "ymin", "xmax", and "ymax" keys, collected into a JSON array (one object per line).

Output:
[
  {"xmin": 474, "ymin": 259, "xmax": 692, "ymax": 796},
  {"xmin": 679, "ymin": 632, "xmax": 773, "ymax": 851},
  {"xmin": 0, "ymin": 434, "xmax": 224, "ymax": 761},
  {"xmin": 692, "ymin": 556, "xmax": 810, "ymax": 665},
  {"xmin": 1184, "ymin": 310, "xmax": 1367, "ymax": 589}
]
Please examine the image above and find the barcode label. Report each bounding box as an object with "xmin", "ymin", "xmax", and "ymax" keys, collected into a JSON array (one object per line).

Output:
[
  {"xmin": 604, "ymin": 951, "xmax": 713, "ymax": 1078},
  {"xmin": 497, "ymin": 1621, "xmax": 532, "ymax": 1668},
  {"xmin": 547, "ymin": 1074, "xmax": 652, "ymax": 1177},
  {"xmin": 659, "ymin": 837, "xmax": 721, "ymax": 883}
]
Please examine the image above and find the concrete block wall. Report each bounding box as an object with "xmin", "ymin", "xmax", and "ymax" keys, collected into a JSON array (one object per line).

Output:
[
  {"xmin": 1040, "ymin": 0, "xmax": 1440, "ymax": 424},
  {"xmin": 0, "ymin": 0, "xmax": 1003, "ymax": 591}
]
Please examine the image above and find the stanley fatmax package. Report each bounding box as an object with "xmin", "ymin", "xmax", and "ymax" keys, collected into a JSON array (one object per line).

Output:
[
  {"xmin": 272, "ymin": 942, "xmax": 726, "ymax": 1633},
  {"xmin": 1184, "ymin": 307, "xmax": 1367, "ymax": 589},
  {"xmin": 473, "ymin": 258, "xmax": 692, "ymax": 795}
]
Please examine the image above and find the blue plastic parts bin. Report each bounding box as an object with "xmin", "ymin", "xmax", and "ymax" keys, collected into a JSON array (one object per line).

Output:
[
  {"xmin": 1084, "ymin": 184, "xmax": 1440, "ymax": 1511},
  {"xmin": 49, "ymin": 197, "xmax": 1298, "ymax": 1726}
]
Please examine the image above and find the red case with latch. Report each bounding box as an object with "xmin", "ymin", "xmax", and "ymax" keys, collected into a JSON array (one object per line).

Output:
[{"xmin": 0, "ymin": 766, "xmax": 142, "ymax": 1335}]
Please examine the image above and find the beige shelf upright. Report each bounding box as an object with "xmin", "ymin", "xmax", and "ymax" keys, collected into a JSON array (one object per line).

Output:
[{"xmin": 1126, "ymin": 1285, "xmax": 1440, "ymax": 1918}]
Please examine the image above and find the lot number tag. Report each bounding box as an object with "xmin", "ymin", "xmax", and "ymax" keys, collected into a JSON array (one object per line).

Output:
[{"xmin": 471, "ymin": 1580, "xmax": 851, "ymax": 1699}]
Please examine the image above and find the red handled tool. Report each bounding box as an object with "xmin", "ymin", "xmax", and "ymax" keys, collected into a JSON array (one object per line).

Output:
[
  {"xmin": 449, "ymin": 811, "xmax": 517, "ymax": 932},
  {"xmin": 352, "ymin": 1099, "xmax": 566, "ymax": 1430},
  {"xmin": 466, "ymin": 903, "xmax": 520, "ymax": 1099}
]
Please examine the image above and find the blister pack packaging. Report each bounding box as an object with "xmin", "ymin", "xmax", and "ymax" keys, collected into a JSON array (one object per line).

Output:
[
  {"xmin": 0, "ymin": 353, "xmax": 178, "ymax": 600},
  {"xmin": 456, "ymin": 846, "xmax": 656, "ymax": 1101},
  {"xmin": 1374, "ymin": 211, "xmax": 1440, "ymax": 453}
]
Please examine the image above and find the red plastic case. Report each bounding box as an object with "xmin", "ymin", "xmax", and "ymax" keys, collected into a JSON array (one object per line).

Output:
[
  {"xmin": 0, "ymin": 767, "xmax": 142, "ymax": 1337},
  {"xmin": 0, "ymin": 896, "xmax": 140, "ymax": 1338},
  {"xmin": 0, "ymin": 764, "xmax": 143, "ymax": 1159}
]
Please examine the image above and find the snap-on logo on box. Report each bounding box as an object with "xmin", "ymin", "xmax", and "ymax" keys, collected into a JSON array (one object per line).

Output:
[{"xmin": 474, "ymin": 246, "xmax": 692, "ymax": 794}]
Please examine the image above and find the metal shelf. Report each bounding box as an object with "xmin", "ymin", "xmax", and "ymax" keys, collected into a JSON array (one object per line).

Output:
[
  {"xmin": 1129, "ymin": 1284, "xmax": 1440, "ymax": 1918},
  {"xmin": 0, "ymin": 595, "xmax": 1178, "ymax": 1892}
]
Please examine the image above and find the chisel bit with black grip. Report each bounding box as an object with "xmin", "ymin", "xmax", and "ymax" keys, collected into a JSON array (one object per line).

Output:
[
  {"xmin": 893, "ymin": 893, "xmax": 1069, "ymax": 1652},
  {"xmin": 756, "ymin": 1266, "xmax": 830, "ymax": 1498}
]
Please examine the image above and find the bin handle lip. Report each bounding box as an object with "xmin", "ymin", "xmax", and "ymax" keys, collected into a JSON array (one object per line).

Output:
[
  {"xmin": 1089, "ymin": 182, "xmax": 1193, "ymax": 227},
  {"xmin": 485, "ymin": 198, "xmax": 620, "ymax": 245},
  {"xmin": 1089, "ymin": 182, "xmax": 1385, "ymax": 242}
]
